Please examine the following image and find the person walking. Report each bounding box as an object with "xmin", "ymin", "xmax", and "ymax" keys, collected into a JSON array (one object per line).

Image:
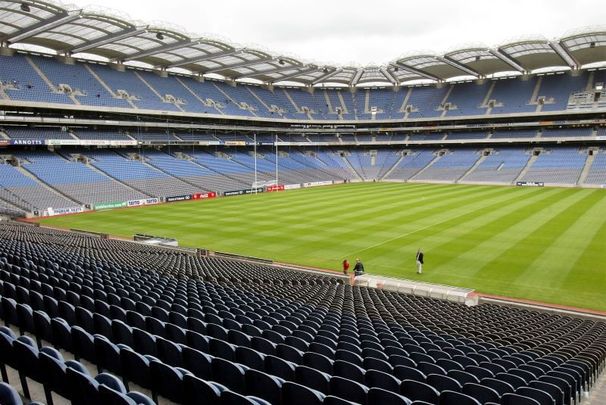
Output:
[
  {"xmin": 416, "ymin": 249, "xmax": 424, "ymax": 274},
  {"xmin": 342, "ymin": 259, "xmax": 350, "ymax": 275},
  {"xmin": 353, "ymin": 258, "xmax": 365, "ymax": 276}
]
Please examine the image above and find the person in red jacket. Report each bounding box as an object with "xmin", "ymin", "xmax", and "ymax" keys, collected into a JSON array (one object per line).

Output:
[{"xmin": 342, "ymin": 259, "xmax": 350, "ymax": 275}]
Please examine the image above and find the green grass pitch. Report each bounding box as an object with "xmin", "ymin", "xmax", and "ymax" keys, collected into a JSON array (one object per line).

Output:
[{"xmin": 40, "ymin": 182, "xmax": 606, "ymax": 312}]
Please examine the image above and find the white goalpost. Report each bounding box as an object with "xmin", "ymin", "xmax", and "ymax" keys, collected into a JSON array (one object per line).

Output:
[{"xmin": 251, "ymin": 133, "xmax": 280, "ymax": 192}]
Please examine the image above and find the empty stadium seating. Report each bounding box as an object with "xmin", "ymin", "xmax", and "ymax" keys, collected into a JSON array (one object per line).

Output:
[
  {"xmin": 0, "ymin": 144, "xmax": 604, "ymax": 215},
  {"xmin": 1, "ymin": 16, "xmax": 605, "ymax": 405},
  {"xmin": 464, "ymin": 149, "xmax": 530, "ymax": 184},
  {"xmin": 521, "ymin": 149, "xmax": 587, "ymax": 185},
  {"xmin": 0, "ymin": 54, "xmax": 601, "ymax": 121},
  {"xmin": 0, "ymin": 221, "xmax": 604, "ymax": 405},
  {"xmin": 413, "ymin": 150, "xmax": 480, "ymax": 182}
]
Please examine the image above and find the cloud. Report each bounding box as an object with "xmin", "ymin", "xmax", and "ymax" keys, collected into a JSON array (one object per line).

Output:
[{"xmin": 76, "ymin": 0, "xmax": 604, "ymax": 65}]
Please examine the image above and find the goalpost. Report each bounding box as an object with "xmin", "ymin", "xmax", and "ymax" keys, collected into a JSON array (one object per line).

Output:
[{"xmin": 251, "ymin": 133, "xmax": 280, "ymax": 193}]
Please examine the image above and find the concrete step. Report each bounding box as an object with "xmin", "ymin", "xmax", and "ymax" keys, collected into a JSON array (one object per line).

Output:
[{"xmin": 583, "ymin": 366, "xmax": 606, "ymax": 404}]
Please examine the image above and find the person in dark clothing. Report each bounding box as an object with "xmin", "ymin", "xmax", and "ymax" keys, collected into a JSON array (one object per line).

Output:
[
  {"xmin": 353, "ymin": 258, "xmax": 365, "ymax": 276},
  {"xmin": 416, "ymin": 249, "xmax": 424, "ymax": 274},
  {"xmin": 342, "ymin": 259, "xmax": 350, "ymax": 275}
]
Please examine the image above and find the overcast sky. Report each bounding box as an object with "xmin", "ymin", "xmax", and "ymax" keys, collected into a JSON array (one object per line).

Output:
[{"xmin": 72, "ymin": 0, "xmax": 603, "ymax": 66}]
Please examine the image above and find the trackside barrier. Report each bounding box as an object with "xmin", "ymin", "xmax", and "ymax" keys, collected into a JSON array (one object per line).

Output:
[
  {"xmin": 265, "ymin": 185, "xmax": 285, "ymax": 192},
  {"xmin": 70, "ymin": 229, "xmax": 109, "ymax": 239},
  {"xmin": 516, "ymin": 181, "xmax": 544, "ymax": 187},
  {"xmin": 211, "ymin": 250, "xmax": 274, "ymax": 265},
  {"xmin": 223, "ymin": 188, "xmax": 264, "ymax": 197},
  {"xmin": 30, "ymin": 179, "xmax": 340, "ymax": 218},
  {"xmin": 354, "ymin": 274, "xmax": 478, "ymax": 306},
  {"xmin": 302, "ymin": 180, "xmax": 333, "ymax": 188},
  {"xmin": 42, "ymin": 206, "xmax": 84, "ymax": 217},
  {"xmin": 95, "ymin": 201, "xmax": 127, "ymax": 210},
  {"xmin": 193, "ymin": 192, "xmax": 216, "ymax": 200},
  {"xmin": 127, "ymin": 197, "xmax": 160, "ymax": 207},
  {"xmin": 165, "ymin": 192, "xmax": 217, "ymax": 203}
]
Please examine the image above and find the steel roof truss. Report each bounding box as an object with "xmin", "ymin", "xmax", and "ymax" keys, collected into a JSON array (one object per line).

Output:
[
  {"xmin": 242, "ymin": 62, "xmax": 304, "ymax": 79},
  {"xmin": 550, "ymin": 41, "xmax": 579, "ymax": 69},
  {"xmin": 349, "ymin": 68, "xmax": 364, "ymax": 86},
  {"xmin": 271, "ymin": 66, "xmax": 322, "ymax": 83},
  {"xmin": 489, "ymin": 49, "xmax": 525, "ymax": 73},
  {"xmin": 70, "ymin": 27, "xmax": 145, "ymax": 54},
  {"xmin": 379, "ymin": 67, "xmax": 399, "ymax": 85},
  {"xmin": 437, "ymin": 56, "xmax": 479, "ymax": 77},
  {"xmin": 7, "ymin": 11, "xmax": 78, "ymax": 43},
  {"xmin": 124, "ymin": 39, "xmax": 193, "ymax": 61},
  {"xmin": 203, "ymin": 56, "xmax": 273, "ymax": 74},
  {"xmin": 394, "ymin": 61, "xmax": 440, "ymax": 81},
  {"xmin": 311, "ymin": 68, "xmax": 343, "ymax": 85},
  {"xmin": 167, "ymin": 48, "xmax": 242, "ymax": 68}
]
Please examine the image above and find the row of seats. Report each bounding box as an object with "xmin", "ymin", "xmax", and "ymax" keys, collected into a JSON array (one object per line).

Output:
[
  {"xmin": 0, "ymin": 222, "xmax": 604, "ymax": 405},
  {"xmin": 1, "ymin": 127, "xmax": 598, "ymax": 141},
  {"xmin": 0, "ymin": 54, "xmax": 598, "ymax": 120},
  {"xmin": 0, "ymin": 324, "xmax": 276, "ymax": 405},
  {"xmin": 1, "ymin": 146, "xmax": 605, "ymax": 214}
]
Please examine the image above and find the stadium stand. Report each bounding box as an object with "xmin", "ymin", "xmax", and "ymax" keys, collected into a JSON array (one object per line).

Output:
[
  {"xmin": 405, "ymin": 86, "xmax": 449, "ymax": 119},
  {"xmin": 463, "ymin": 148, "xmax": 530, "ymax": 184},
  {"xmin": 0, "ymin": 162, "xmax": 76, "ymax": 210},
  {"xmin": 0, "ymin": 221, "xmax": 604, "ymax": 405},
  {"xmin": 489, "ymin": 77, "xmax": 538, "ymax": 114},
  {"xmin": 85, "ymin": 64, "xmax": 180, "ymax": 112},
  {"xmin": 13, "ymin": 150, "xmax": 146, "ymax": 206},
  {"xmin": 491, "ymin": 130, "xmax": 538, "ymax": 139},
  {"xmin": 71, "ymin": 129, "xmax": 132, "ymax": 141},
  {"xmin": 0, "ymin": 6, "xmax": 606, "ymax": 405},
  {"xmin": 541, "ymin": 128, "xmax": 593, "ymax": 138},
  {"xmin": 383, "ymin": 150, "xmax": 437, "ymax": 181},
  {"xmin": 5, "ymin": 127, "xmax": 75, "ymax": 140},
  {"xmin": 30, "ymin": 55, "xmax": 130, "ymax": 108},
  {"xmin": 521, "ymin": 148, "xmax": 588, "ymax": 185},
  {"xmin": 3, "ymin": 54, "xmax": 603, "ymax": 121},
  {"xmin": 0, "ymin": 143, "xmax": 603, "ymax": 213},
  {"xmin": 413, "ymin": 149, "xmax": 481, "ymax": 182},
  {"xmin": 0, "ymin": 54, "xmax": 72, "ymax": 105},
  {"xmin": 585, "ymin": 151, "xmax": 606, "ymax": 186},
  {"xmin": 444, "ymin": 82, "xmax": 490, "ymax": 117},
  {"xmin": 538, "ymin": 72, "xmax": 589, "ymax": 112},
  {"xmin": 446, "ymin": 132, "xmax": 489, "ymax": 141},
  {"xmin": 84, "ymin": 150, "xmax": 199, "ymax": 198}
]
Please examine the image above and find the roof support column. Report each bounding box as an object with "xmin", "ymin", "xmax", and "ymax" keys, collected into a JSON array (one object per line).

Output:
[
  {"xmin": 111, "ymin": 61, "xmax": 126, "ymax": 72},
  {"xmin": 155, "ymin": 67, "xmax": 168, "ymax": 77},
  {"xmin": 56, "ymin": 51, "xmax": 75, "ymax": 65},
  {"xmin": 0, "ymin": 45, "xmax": 15, "ymax": 56}
]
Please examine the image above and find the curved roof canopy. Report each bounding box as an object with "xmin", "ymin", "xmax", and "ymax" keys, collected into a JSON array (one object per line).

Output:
[{"xmin": 1, "ymin": 1, "xmax": 605, "ymax": 87}]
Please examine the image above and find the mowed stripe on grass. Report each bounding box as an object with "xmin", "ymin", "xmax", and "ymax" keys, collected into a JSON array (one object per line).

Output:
[{"xmin": 40, "ymin": 183, "xmax": 606, "ymax": 311}]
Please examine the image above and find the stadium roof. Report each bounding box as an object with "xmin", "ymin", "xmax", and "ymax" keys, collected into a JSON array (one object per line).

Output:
[{"xmin": 1, "ymin": 1, "xmax": 605, "ymax": 87}]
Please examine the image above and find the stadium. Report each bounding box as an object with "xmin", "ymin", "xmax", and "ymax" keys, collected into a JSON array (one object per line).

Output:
[{"xmin": 0, "ymin": 0, "xmax": 606, "ymax": 404}]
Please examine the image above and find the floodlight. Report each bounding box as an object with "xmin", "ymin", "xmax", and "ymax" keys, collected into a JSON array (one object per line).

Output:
[
  {"xmin": 156, "ymin": 32, "xmax": 164, "ymax": 40},
  {"xmin": 20, "ymin": 2, "xmax": 31, "ymax": 12}
]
